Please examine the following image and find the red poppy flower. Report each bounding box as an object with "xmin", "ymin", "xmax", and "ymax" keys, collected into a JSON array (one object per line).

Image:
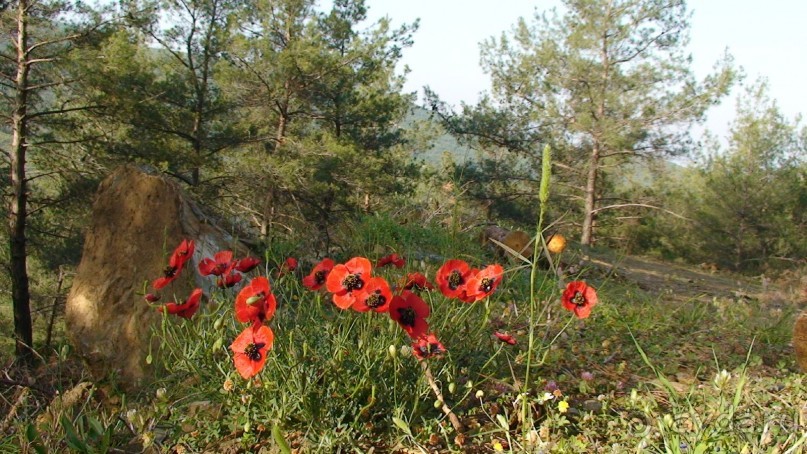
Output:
[
  {"xmin": 168, "ymin": 239, "xmax": 195, "ymax": 270},
  {"xmin": 158, "ymin": 288, "xmax": 203, "ymax": 319},
  {"xmin": 277, "ymin": 257, "xmax": 298, "ymax": 277},
  {"xmin": 302, "ymin": 258, "xmax": 335, "ymax": 291},
  {"xmin": 352, "ymin": 277, "xmax": 393, "ymax": 313},
  {"xmin": 235, "ymin": 256, "xmax": 261, "ymax": 273},
  {"xmin": 230, "ymin": 322, "xmax": 274, "ymax": 379},
  {"xmin": 377, "ymin": 253, "xmax": 405, "ymax": 268},
  {"xmin": 144, "ymin": 293, "xmax": 161, "ymax": 303},
  {"xmin": 199, "ymin": 250, "xmax": 234, "ymax": 276},
  {"xmin": 494, "ymin": 331, "xmax": 517, "ymax": 345},
  {"xmin": 389, "ymin": 290, "xmax": 430, "ymax": 338},
  {"xmin": 402, "ymin": 272, "xmax": 434, "ymax": 292},
  {"xmin": 153, "ymin": 266, "xmax": 180, "ymax": 290},
  {"xmin": 561, "ymin": 281, "xmax": 598, "ymax": 319},
  {"xmin": 152, "ymin": 239, "xmax": 196, "ymax": 290},
  {"xmin": 326, "ymin": 257, "xmax": 372, "ymax": 309},
  {"xmin": 217, "ymin": 267, "xmax": 243, "ymax": 288},
  {"xmin": 412, "ymin": 333, "xmax": 446, "ymax": 360},
  {"xmin": 436, "ymin": 259, "xmax": 475, "ymax": 300},
  {"xmin": 235, "ymin": 277, "xmax": 277, "ymax": 324},
  {"xmin": 465, "ymin": 264, "xmax": 504, "ymax": 302}
]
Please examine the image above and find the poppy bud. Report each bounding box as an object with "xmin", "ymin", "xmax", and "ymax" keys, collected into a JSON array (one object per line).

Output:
[
  {"xmin": 246, "ymin": 295, "xmax": 263, "ymax": 305},
  {"xmin": 235, "ymin": 257, "xmax": 260, "ymax": 273},
  {"xmin": 144, "ymin": 293, "xmax": 160, "ymax": 303},
  {"xmin": 211, "ymin": 337, "xmax": 223, "ymax": 352}
]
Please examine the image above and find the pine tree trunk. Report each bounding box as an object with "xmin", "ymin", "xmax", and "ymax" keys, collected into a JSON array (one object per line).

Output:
[
  {"xmin": 9, "ymin": 0, "xmax": 35, "ymax": 365},
  {"xmin": 580, "ymin": 141, "xmax": 600, "ymax": 246}
]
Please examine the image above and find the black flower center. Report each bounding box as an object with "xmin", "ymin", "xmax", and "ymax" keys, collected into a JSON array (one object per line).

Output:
[
  {"xmin": 214, "ymin": 263, "xmax": 228, "ymax": 275},
  {"xmin": 398, "ymin": 307, "xmax": 416, "ymax": 327},
  {"xmin": 366, "ymin": 290, "xmax": 386, "ymax": 308},
  {"xmin": 342, "ymin": 273, "xmax": 364, "ymax": 292},
  {"xmin": 244, "ymin": 342, "xmax": 265, "ymax": 362},
  {"xmin": 163, "ymin": 265, "xmax": 177, "ymax": 278},
  {"xmin": 448, "ymin": 270, "xmax": 463, "ymax": 290},
  {"xmin": 572, "ymin": 291, "xmax": 586, "ymax": 306},
  {"xmin": 479, "ymin": 277, "xmax": 495, "ymax": 293},
  {"xmin": 314, "ymin": 270, "xmax": 327, "ymax": 285},
  {"xmin": 417, "ymin": 342, "xmax": 443, "ymax": 358}
]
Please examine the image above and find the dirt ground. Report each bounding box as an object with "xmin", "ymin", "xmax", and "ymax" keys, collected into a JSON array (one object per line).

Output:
[{"xmin": 582, "ymin": 249, "xmax": 804, "ymax": 305}]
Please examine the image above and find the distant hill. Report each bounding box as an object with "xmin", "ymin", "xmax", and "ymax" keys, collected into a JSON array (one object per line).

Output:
[
  {"xmin": 401, "ymin": 106, "xmax": 477, "ymax": 166},
  {"xmin": 400, "ymin": 105, "xmax": 686, "ymax": 188}
]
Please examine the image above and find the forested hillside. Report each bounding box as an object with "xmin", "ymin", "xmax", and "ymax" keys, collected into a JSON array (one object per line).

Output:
[{"xmin": 1, "ymin": 0, "xmax": 806, "ymax": 451}]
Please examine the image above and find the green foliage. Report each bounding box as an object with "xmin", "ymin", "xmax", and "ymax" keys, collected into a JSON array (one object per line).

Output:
[
  {"xmin": 432, "ymin": 0, "xmax": 735, "ymax": 244},
  {"xmin": 72, "ymin": 0, "xmax": 245, "ymax": 184},
  {"xmin": 639, "ymin": 81, "xmax": 807, "ymax": 271},
  {"xmin": 207, "ymin": 0, "xmax": 420, "ymax": 247},
  {"xmin": 688, "ymin": 82, "xmax": 807, "ymax": 271}
]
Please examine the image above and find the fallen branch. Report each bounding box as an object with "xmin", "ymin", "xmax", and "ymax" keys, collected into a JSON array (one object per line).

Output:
[
  {"xmin": 420, "ymin": 360, "xmax": 463, "ymax": 433},
  {"xmin": 0, "ymin": 386, "xmax": 29, "ymax": 434}
]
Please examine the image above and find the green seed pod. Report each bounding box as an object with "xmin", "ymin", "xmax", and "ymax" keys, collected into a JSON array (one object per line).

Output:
[
  {"xmin": 448, "ymin": 383, "xmax": 456, "ymax": 394},
  {"xmin": 388, "ymin": 345, "xmax": 397, "ymax": 358},
  {"xmin": 145, "ymin": 354, "xmax": 153, "ymax": 365},
  {"xmin": 211, "ymin": 337, "xmax": 223, "ymax": 352},
  {"xmin": 213, "ymin": 317, "xmax": 224, "ymax": 330},
  {"xmin": 434, "ymin": 399, "xmax": 442, "ymax": 409}
]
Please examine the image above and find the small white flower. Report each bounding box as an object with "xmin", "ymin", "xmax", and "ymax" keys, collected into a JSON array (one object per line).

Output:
[
  {"xmin": 537, "ymin": 392, "xmax": 555, "ymax": 404},
  {"xmin": 713, "ymin": 369, "xmax": 731, "ymax": 391}
]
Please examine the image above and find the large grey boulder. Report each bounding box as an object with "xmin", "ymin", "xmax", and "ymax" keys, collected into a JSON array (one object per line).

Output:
[{"xmin": 65, "ymin": 165, "xmax": 248, "ymax": 389}]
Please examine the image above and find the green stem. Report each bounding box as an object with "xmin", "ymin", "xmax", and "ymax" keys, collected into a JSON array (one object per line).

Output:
[{"xmin": 523, "ymin": 145, "xmax": 552, "ymax": 437}]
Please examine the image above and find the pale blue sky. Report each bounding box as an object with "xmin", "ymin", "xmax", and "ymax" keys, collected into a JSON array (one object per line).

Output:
[{"xmin": 365, "ymin": 0, "xmax": 807, "ymax": 142}]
